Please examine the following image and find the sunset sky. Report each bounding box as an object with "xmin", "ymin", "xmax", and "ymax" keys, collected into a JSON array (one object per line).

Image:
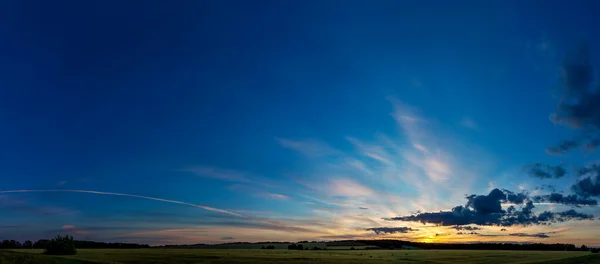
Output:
[{"xmin": 2, "ymin": 0, "xmax": 600, "ymax": 246}]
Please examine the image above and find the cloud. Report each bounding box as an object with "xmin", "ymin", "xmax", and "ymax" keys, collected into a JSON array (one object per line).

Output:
[
  {"xmin": 456, "ymin": 231, "xmax": 480, "ymax": 235},
  {"xmin": 571, "ymin": 164, "xmax": 600, "ymax": 197},
  {"xmin": 220, "ymin": 236, "xmax": 234, "ymax": 240},
  {"xmin": 276, "ymin": 138, "xmax": 341, "ymax": 157},
  {"xmin": 547, "ymin": 42, "xmax": 600, "ymax": 154},
  {"xmin": 386, "ymin": 189, "xmax": 594, "ymax": 226},
  {"xmin": 0, "ymin": 190, "xmax": 244, "ymax": 218},
  {"xmin": 508, "ymin": 233, "xmax": 550, "ymax": 238},
  {"xmin": 358, "ymin": 207, "xmax": 368, "ymax": 210},
  {"xmin": 460, "ymin": 117, "xmax": 478, "ymax": 130},
  {"xmin": 387, "ymin": 204, "xmax": 503, "ymax": 226},
  {"xmin": 466, "ymin": 189, "xmax": 506, "ymax": 214},
  {"xmin": 62, "ymin": 225, "xmax": 75, "ymax": 230},
  {"xmin": 545, "ymin": 140, "xmax": 579, "ymax": 155},
  {"xmin": 454, "ymin": 225, "xmax": 482, "ymax": 231},
  {"xmin": 181, "ymin": 166, "xmax": 251, "ymax": 183},
  {"xmin": 500, "ymin": 228, "xmax": 507, "ymax": 231},
  {"xmin": 503, "ymin": 190, "xmax": 528, "ymax": 204},
  {"xmin": 261, "ymin": 193, "xmax": 289, "ymax": 200},
  {"xmin": 57, "ymin": 181, "xmax": 67, "ymax": 186},
  {"xmin": 525, "ymin": 163, "xmax": 567, "ymax": 179},
  {"xmin": 327, "ymin": 179, "xmax": 374, "ymax": 197},
  {"xmin": 0, "ymin": 195, "xmax": 76, "ymax": 216},
  {"xmin": 365, "ymin": 227, "xmax": 418, "ymax": 235},
  {"xmin": 531, "ymin": 193, "xmax": 598, "ymax": 207}
]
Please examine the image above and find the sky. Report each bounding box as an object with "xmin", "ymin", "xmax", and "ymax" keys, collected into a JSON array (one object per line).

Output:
[{"xmin": 1, "ymin": 0, "xmax": 600, "ymax": 246}]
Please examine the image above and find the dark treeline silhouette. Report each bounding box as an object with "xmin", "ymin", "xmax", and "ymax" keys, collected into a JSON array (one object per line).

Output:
[
  {"xmin": 0, "ymin": 239, "xmax": 149, "ymax": 249},
  {"xmin": 1, "ymin": 238, "xmax": 597, "ymax": 251},
  {"xmin": 350, "ymin": 240, "xmax": 587, "ymax": 251}
]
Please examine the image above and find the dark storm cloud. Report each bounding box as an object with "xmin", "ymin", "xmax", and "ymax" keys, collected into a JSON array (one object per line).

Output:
[
  {"xmin": 531, "ymin": 193, "xmax": 598, "ymax": 206},
  {"xmin": 584, "ymin": 136, "xmax": 600, "ymax": 151},
  {"xmin": 551, "ymin": 42, "xmax": 600, "ymax": 128},
  {"xmin": 386, "ymin": 205, "xmax": 504, "ymax": 226},
  {"xmin": 547, "ymin": 42, "xmax": 600, "ymax": 155},
  {"xmin": 466, "ymin": 189, "xmax": 505, "ymax": 214},
  {"xmin": 386, "ymin": 189, "xmax": 594, "ymax": 226},
  {"xmin": 503, "ymin": 190, "xmax": 528, "ymax": 204},
  {"xmin": 525, "ymin": 164, "xmax": 567, "ymax": 179},
  {"xmin": 535, "ymin": 184, "xmax": 557, "ymax": 192},
  {"xmin": 546, "ymin": 140, "xmax": 580, "ymax": 155},
  {"xmin": 366, "ymin": 227, "xmax": 418, "ymax": 235},
  {"xmin": 572, "ymin": 164, "xmax": 600, "ymax": 197},
  {"xmin": 454, "ymin": 225, "xmax": 482, "ymax": 231}
]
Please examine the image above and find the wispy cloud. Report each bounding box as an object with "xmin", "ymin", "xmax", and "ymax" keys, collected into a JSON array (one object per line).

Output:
[
  {"xmin": 0, "ymin": 190, "xmax": 243, "ymax": 218},
  {"xmin": 460, "ymin": 117, "xmax": 479, "ymax": 130},
  {"xmin": 260, "ymin": 193, "xmax": 289, "ymax": 200},
  {"xmin": 276, "ymin": 138, "xmax": 341, "ymax": 157},
  {"xmin": 181, "ymin": 166, "xmax": 251, "ymax": 183},
  {"xmin": 327, "ymin": 178, "xmax": 374, "ymax": 197}
]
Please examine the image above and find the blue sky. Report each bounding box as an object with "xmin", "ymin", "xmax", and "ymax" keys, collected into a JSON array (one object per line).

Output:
[{"xmin": 2, "ymin": 0, "xmax": 600, "ymax": 246}]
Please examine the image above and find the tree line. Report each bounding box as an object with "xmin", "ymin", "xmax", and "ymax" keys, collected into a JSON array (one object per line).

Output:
[
  {"xmin": 351, "ymin": 240, "xmax": 596, "ymax": 251},
  {"xmin": 0, "ymin": 238, "xmax": 149, "ymax": 249}
]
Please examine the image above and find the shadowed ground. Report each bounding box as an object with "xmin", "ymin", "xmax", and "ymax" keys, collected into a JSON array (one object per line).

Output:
[{"xmin": 3, "ymin": 249, "xmax": 600, "ymax": 264}]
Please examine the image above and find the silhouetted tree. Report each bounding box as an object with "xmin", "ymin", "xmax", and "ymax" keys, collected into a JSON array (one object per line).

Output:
[
  {"xmin": 288, "ymin": 243, "xmax": 297, "ymax": 250},
  {"xmin": 44, "ymin": 235, "xmax": 77, "ymax": 255},
  {"xmin": 261, "ymin": 245, "xmax": 265, "ymax": 249},
  {"xmin": 0, "ymin": 240, "xmax": 20, "ymax": 249},
  {"xmin": 581, "ymin": 245, "xmax": 588, "ymax": 251},
  {"xmin": 297, "ymin": 244, "xmax": 303, "ymax": 250},
  {"xmin": 592, "ymin": 248, "xmax": 599, "ymax": 253},
  {"xmin": 23, "ymin": 240, "xmax": 33, "ymax": 249}
]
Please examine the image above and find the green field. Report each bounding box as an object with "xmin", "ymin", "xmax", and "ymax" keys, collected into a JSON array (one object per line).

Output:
[{"xmin": 2, "ymin": 249, "xmax": 600, "ymax": 264}]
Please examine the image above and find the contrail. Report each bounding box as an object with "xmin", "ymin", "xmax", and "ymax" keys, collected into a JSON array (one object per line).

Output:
[{"xmin": 0, "ymin": 189, "xmax": 244, "ymax": 218}]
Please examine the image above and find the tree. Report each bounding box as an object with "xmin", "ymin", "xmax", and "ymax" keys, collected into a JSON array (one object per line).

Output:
[
  {"xmin": 581, "ymin": 245, "xmax": 588, "ymax": 251},
  {"xmin": 261, "ymin": 245, "xmax": 265, "ymax": 249},
  {"xmin": 0, "ymin": 240, "xmax": 19, "ymax": 249},
  {"xmin": 297, "ymin": 244, "xmax": 304, "ymax": 250},
  {"xmin": 44, "ymin": 235, "xmax": 77, "ymax": 255},
  {"xmin": 288, "ymin": 243, "xmax": 297, "ymax": 250},
  {"xmin": 23, "ymin": 240, "xmax": 33, "ymax": 249},
  {"xmin": 592, "ymin": 248, "xmax": 599, "ymax": 253}
]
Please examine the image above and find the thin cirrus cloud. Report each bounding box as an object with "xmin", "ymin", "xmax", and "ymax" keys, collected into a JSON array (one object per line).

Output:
[
  {"xmin": 0, "ymin": 190, "xmax": 244, "ymax": 218},
  {"xmin": 181, "ymin": 166, "xmax": 252, "ymax": 183},
  {"xmin": 272, "ymin": 100, "xmax": 499, "ymax": 238},
  {"xmin": 276, "ymin": 138, "xmax": 341, "ymax": 158},
  {"xmin": 460, "ymin": 117, "xmax": 479, "ymax": 130},
  {"xmin": 327, "ymin": 178, "xmax": 374, "ymax": 197},
  {"xmin": 260, "ymin": 193, "xmax": 289, "ymax": 200}
]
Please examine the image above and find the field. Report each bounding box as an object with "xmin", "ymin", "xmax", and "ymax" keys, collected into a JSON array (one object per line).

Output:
[{"xmin": 2, "ymin": 249, "xmax": 600, "ymax": 264}]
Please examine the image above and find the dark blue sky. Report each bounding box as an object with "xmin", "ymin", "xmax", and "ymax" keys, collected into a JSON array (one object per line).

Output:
[{"xmin": 1, "ymin": 0, "xmax": 600, "ymax": 245}]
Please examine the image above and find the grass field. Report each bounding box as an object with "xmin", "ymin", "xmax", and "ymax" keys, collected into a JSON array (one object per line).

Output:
[{"xmin": 2, "ymin": 249, "xmax": 600, "ymax": 264}]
